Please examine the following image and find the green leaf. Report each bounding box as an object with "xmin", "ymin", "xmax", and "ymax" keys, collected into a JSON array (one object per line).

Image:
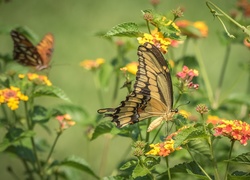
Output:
[
  {"xmin": 144, "ymin": 156, "xmax": 160, "ymax": 169},
  {"xmin": 32, "ymin": 105, "xmax": 50, "ymax": 123},
  {"xmin": 187, "ymin": 139, "xmax": 211, "ymax": 159},
  {"xmin": 132, "ymin": 163, "xmax": 150, "ymax": 179},
  {"xmin": 105, "ymin": 22, "xmax": 143, "ymax": 37},
  {"xmin": 173, "ymin": 126, "xmax": 196, "ymax": 148},
  {"xmin": 120, "ymin": 159, "xmax": 137, "ymax": 170},
  {"xmin": 103, "ymin": 176, "xmax": 128, "ymax": 180},
  {"xmin": 228, "ymin": 152, "xmax": 250, "ymax": 165},
  {"xmin": 228, "ymin": 171, "xmax": 250, "ymax": 180},
  {"xmin": 61, "ymin": 155, "xmax": 99, "ymax": 179},
  {"xmin": 6, "ymin": 145, "xmax": 36, "ymax": 163},
  {"xmin": 33, "ymin": 86, "xmax": 71, "ymax": 102},
  {"xmin": 91, "ymin": 121, "xmax": 114, "ymax": 140},
  {"xmin": 0, "ymin": 128, "xmax": 35, "ymax": 152},
  {"xmin": 170, "ymin": 161, "xmax": 210, "ymax": 179},
  {"xmin": 173, "ymin": 124, "xmax": 208, "ymax": 149}
]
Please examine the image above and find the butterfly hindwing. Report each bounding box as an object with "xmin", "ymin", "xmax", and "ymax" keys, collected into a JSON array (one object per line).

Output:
[
  {"xmin": 10, "ymin": 30, "xmax": 54, "ymax": 70},
  {"xmin": 98, "ymin": 42, "xmax": 174, "ymax": 130}
]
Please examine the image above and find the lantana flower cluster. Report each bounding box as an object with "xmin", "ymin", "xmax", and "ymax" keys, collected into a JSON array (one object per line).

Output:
[
  {"xmin": 137, "ymin": 29, "xmax": 171, "ymax": 54},
  {"xmin": 176, "ymin": 20, "xmax": 208, "ymax": 38},
  {"xmin": 146, "ymin": 139, "xmax": 180, "ymax": 157},
  {"xmin": 0, "ymin": 86, "xmax": 28, "ymax": 110},
  {"xmin": 214, "ymin": 119, "xmax": 250, "ymax": 146},
  {"xmin": 146, "ymin": 126, "xmax": 191, "ymax": 157},
  {"xmin": 19, "ymin": 73, "xmax": 52, "ymax": 86},
  {"xmin": 56, "ymin": 114, "xmax": 75, "ymax": 131},
  {"xmin": 80, "ymin": 58, "xmax": 105, "ymax": 71},
  {"xmin": 176, "ymin": 65, "xmax": 199, "ymax": 90}
]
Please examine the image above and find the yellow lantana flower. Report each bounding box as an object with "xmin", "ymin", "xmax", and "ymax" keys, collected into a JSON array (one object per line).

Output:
[{"xmin": 0, "ymin": 86, "xmax": 28, "ymax": 110}]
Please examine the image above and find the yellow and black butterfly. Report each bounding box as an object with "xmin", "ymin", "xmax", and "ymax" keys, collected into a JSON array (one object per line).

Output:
[
  {"xmin": 10, "ymin": 30, "xmax": 54, "ymax": 71},
  {"xmin": 98, "ymin": 42, "xmax": 177, "ymax": 132}
]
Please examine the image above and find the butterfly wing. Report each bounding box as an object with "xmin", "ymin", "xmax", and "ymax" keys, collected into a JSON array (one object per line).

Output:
[
  {"xmin": 10, "ymin": 30, "xmax": 54, "ymax": 70},
  {"xmin": 136, "ymin": 42, "xmax": 173, "ymax": 108},
  {"xmin": 36, "ymin": 33, "xmax": 54, "ymax": 70},
  {"xmin": 98, "ymin": 42, "xmax": 174, "ymax": 128}
]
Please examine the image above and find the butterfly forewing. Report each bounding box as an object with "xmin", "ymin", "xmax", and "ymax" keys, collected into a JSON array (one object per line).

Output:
[
  {"xmin": 137, "ymin": 43, "xmax": 173, "ymax": 108},
  {"xmin": 36, "ymin": 33, "xmax": 54, "ymax": 69},
  {"xmin": 98, "ymin": 42, "xmax": 174, "ymax": 130},
  {"xmin": 10, "ymin": 30, "xmax": 54, "ymax": 70}
]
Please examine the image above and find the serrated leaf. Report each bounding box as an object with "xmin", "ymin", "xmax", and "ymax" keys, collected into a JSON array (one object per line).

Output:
[
  {"xmin": 132, "ymin": 163, "xmax": 150, "ymax": 178},
  {"xmin": 61, "ymin": 155, "xmax": 99, "ymax": 179},
  {"xmin": 120, "ymin": 159, "xmax": 137, "ymax": 170},
  {"xmin": 91, "ymin": 121, "xmax": 114, "ymax": 140},
  {"xmin": 171, "ymin": 161, "xmax": 210, "ymax": 179},
  {"xmin": 33, "ymin": 86, "xmax": 71, "ymax": 102},
  {"xmin": 174, "ymin": 125, "xmax": 208, "ymax": 149},
  {"xmin": 173, "ymin": 126, "xmax": 196, "ymax": 148},
  {"xmin": 188, "ymin": 139, "xmax": 211, "ymax": 159},
  {"xmin": 228, "ymin": 152, "xmax": 250, "ymax": 165},
  {"xmin": 105, "ymin": 22, "xmax": 143, "ymax": 37}
]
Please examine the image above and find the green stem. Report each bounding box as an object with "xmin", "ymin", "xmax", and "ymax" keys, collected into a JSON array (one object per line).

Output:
[
  {"xmin": 165, "ymin": 156, "xmax": 171, "ymax": 180},
  {"xmin": 201, "ymin": 111, "xmax": 220, "ymax": 179},
  {"xmin": 45, "ymin": 131, "xmax": 62, "ymax": 165},
  {"xmin": 213, "ymin": 43, "xmax": 231, "ymax": 109},
  {"xmin": 93, "ymin": 71, "xmax": 104, "ymax": 107},
  {"xmin": 185, "ymin": 145, "xmax": 212, "ymax": 180},
  {"xmin": 146, "ymin": 20, "xmax": 151, "ymax": 34},
  {"xmin": 12, "ymin": 110, "xmax": 18, "ymax": 126},
  {"xmin": 24, "ymin": 102, "xmax": 31, "ymax": 129},
  {"xmin": 206, "ymin": 1, "xmax": 250, "ymax": 37},
  {"xmin": 24, "ymin": 100, "xmax": 42, "ymax": 178},
  {"xmin": 178, "ymin": 38, "xmax": 190, "ymax": 68},
  {"xmin": 1, "ymin": 105, "xmax": 8, "ymax": 122},
  {"xmin": 137, "ymin": 123, "xmax": 143, "ymax": 141},
  {"xmin": 208, "ymin": 135, "xmax": 220, "ymax": 180},
  {"xmin": 150, "ymin": 123, "xmax": 164, "ymax": 144},
  {"xmin": 173, "ymin": 92, "xmax": 182, "ymax": 108},
  {"xmin": 112, "ymin": 46, "xmax": 124, "ymax": 105},
  {"xmin": 31, "ymin": 137, "xmax": 42, "ymax": 177},
  {"xmin": 223, "ymin": 140, "xmax": 235, "ymax": 180},
  {"xmin": 193, "ymin": 41, "xmax": 214, "ymax": 104},
  {"xmin": 99, "ymin": 135, "xmax": 111, "ymax": 177},
  {"xmin": 145, "ymin": 118, "xmax": 151, "ymax": 143}
]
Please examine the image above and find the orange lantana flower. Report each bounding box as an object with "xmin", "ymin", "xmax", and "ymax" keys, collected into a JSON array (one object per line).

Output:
[
  {"xmin": 214, "ymin": 120, "xmax": 250, "ymax": 146},
  {"xmin": 80, "ymin": 58, "xmax": 104, "ymax": 71}
]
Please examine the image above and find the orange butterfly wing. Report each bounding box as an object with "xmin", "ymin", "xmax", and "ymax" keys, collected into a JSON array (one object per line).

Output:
[
  {"xmin": 10, "ymin": 30, "xmax": 54, "ymax": 70},
  {"xmin": 36, "ymin": 33, "xmax": 54, "ymax": 70}
]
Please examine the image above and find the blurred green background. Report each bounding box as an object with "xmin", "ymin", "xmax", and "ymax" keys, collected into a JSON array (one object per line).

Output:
[{"xmin": 0, "ymin": 0, "xmax": 249, "ymax": 179}]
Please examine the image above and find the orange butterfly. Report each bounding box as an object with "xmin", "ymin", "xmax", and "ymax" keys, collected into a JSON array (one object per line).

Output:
[{"xmin": 10, "ymin": 30, "xmax": 54, "ymax": 71}]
